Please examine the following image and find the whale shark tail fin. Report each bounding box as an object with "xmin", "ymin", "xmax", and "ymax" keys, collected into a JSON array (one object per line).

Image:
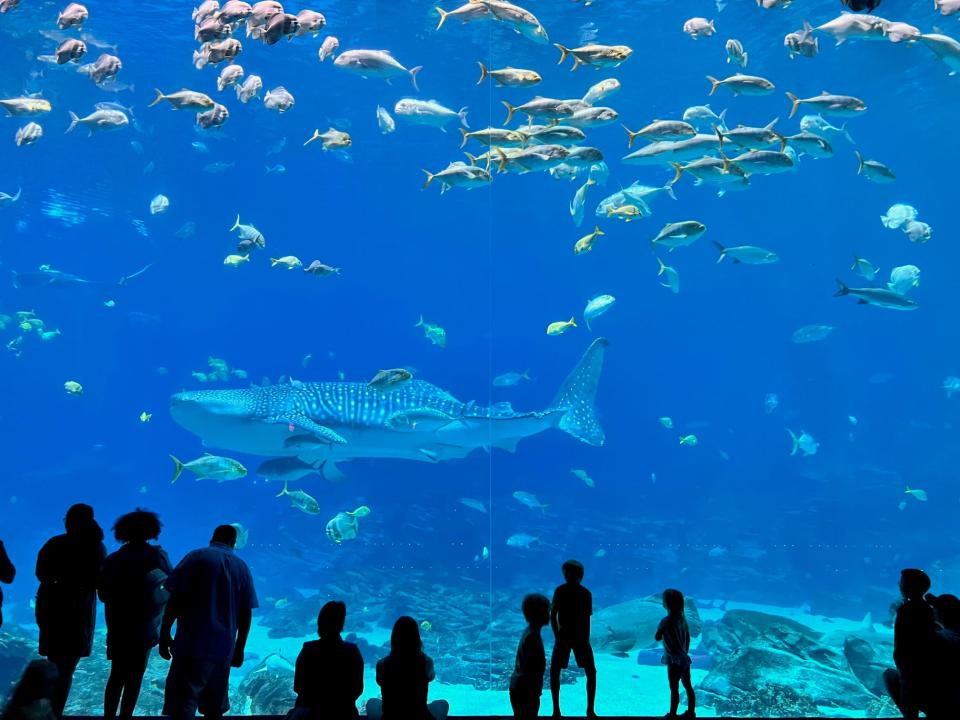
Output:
[{"xmin": 550, "ymin": 338, "xmax": 608, "ymax": 447}]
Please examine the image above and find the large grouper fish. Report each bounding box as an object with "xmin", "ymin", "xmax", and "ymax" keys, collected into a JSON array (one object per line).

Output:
[{"xmin": 170, "ymin": 339, "xmax": 608, "ymax": 471}]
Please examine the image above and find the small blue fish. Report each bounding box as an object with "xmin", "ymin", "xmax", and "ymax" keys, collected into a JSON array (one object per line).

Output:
[{"xmin": 493, "ymin": 370, "xmax": 531, "ymax": 387}]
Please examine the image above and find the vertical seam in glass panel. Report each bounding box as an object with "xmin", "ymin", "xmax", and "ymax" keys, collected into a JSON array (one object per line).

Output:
[{"xmin": 485, "ymin": 12, "xmax": 494, "ymax": 693}]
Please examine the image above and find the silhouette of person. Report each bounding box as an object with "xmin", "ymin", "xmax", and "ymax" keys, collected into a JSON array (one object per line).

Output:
[
  {"xmin": 291, "ymin": 600, "xmax": 364, "ymax": 719},
  {"xmin": 1, "ymin": 659, "xmax": 59, "ymax": 720},
  {"xmin": 926, "ymin": 593, "xmax": 960, "ymax": 716},
  {"xmin": 0, "ymin": 538, "xmax": 15, "ymax": 629},
  {"xmin": 98, "ymin": 509, "xmax": 173, "ymax": 718},
  {"xmin": 509, "ymin": 593, "xmax": 550, "ymax": 719},
  {"xmin": 883, "ymin": 569, "xmax": 937, "ymax": 720},
  {"xmin": 159, "ymin": 525, "xmax": 258, "ymax": 720},
  {"xmin": 656, "ymin": 589, "xmax": 696, "ymax": 718},
  {"xmin": 34, "ymin": 503, "xmax": 106, "ymax": 717},
  {"xmin": 842, "ymin": 0, "xmax": 882, "ymax": 11},
  {"xmin": 550, "ymin": 559, "xmax": 596, "ymax": 718},
  {"xmin": 365, "ymin": 616, "xmax": 449, "ymax": 720}
]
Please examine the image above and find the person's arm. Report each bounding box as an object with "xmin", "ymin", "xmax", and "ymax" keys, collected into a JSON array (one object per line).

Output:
[
  {"xmin": 424, "ymin": 655, "xmax": 436, "ymax": 682},
  {"xmin": 550, "ymin": 592, "xmax": 560, "ymax": 635},
  {"xmin": 293, "ymin": 647, "xmax": 306, "ymax": 696},
  {"xmin": 655, "ymin": 618, "xmax": 665, "ymax": 642},
  {"xmin": 96, "ymin": 557, "xmax": 112, "ymax": 603},
  {"xmin": 0, "ymin": 541, "xmax": 15, "ymax": 584},
  {"xmin": 159, "ymin": 593, "xmax": 179, "ymax": 660},
  {"xmin": 232, "ymin": 607, "xmax": 252, "ymax": 667},
  {"xmin": 530, "ymin": 635, "xmax": 546, "ymax": 678},
  {"xmin": 232, "ymin": 565, "xmax": 258, "ymax": 668},
  {"xmin": 586, "ymin": 590, "xmax": 593, "ymax": 636},
  {"xmin": 348, "ymin": 646, "xmax": 364, "ymax": 703},
  {"xmin": 35, "ymin": 540, "xmax": 53, "ymax": 583}
]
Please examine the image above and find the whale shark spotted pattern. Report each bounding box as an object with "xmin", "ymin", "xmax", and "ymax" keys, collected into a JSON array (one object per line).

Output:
[{"xmin": 170, "ymin": 339, "xmax": 608, "ymax": 466}]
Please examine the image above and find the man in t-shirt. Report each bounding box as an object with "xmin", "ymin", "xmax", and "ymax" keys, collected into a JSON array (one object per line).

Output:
[
  {"xmin": 159, "ymin": 525, "xmax": 258, "ymax": 720},
  {"xmin": 550, "ymin": 559, "xmax": 596, "ymax": 717}
]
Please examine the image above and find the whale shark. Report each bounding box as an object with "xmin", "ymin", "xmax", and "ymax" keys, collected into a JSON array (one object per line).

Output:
[{"xmin": 170, "ymin": 338, "xmax": 608, "ymax": 467}]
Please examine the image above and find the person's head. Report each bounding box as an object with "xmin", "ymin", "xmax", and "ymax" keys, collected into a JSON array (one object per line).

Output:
[
  {"xmin": 561, "ymin": 559, "xmax": 585, "ymax": 584},
  {"xmin": 113, "ymin": 509, "xmax": 162, "ymax": 544},
  {"xmin": 390, "ymin": 615, "xmax": 423, "ymax": 656},
  {"xmin": 318, "ymin": 601, "xmax": 346, "ymax": 639},
  {"xmin": 3, "ymin": 660, "xmax": 58, "ymax": 719},
  {"xmin": 842, "ymin": 0, "xmax": 881, "ymax": 11},
  {"xmin": 211, "ymin": 524, "xmax": 238, "ymax": 548},
  {"xmin": 899, "ymin": 569, "xmax": 931, "ymax": 600},
  {"xmin": 521, "ymin": 593, "xmax": 550, "ymax": 628},
  {"xmin": 64, "ymin": 503, "xmax": 103, "ymax": 541},
  {"xmin": 662, "ymin": 588, "xmax": 685, "ymax": 616},
  {"xmin": 929, "ymin": 593, "xmax": 960, "ymax": 631}
]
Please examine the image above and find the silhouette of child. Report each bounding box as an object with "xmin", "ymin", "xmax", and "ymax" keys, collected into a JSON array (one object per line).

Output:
[
  {"xmin": 550, "ymin": 559, "xmax": 596, "ymax": 718},
  {"xmin": 509, "ymin": 593, "xmax": 550, "ymax": 719},
  {"xmin": 884, "ymin": 569, "xmax": 937, "ymax": 720},
  {"xmin": 655, "ymin": 589, "xmax": 695, "ymax": 718}
]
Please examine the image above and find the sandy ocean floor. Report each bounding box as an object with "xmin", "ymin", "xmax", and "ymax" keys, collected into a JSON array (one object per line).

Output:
[{"xmin": 239, "ymin": 599, "xmax": 891, "ymax": 717}]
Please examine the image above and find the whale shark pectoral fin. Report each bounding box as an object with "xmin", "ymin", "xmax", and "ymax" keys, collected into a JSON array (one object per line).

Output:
[
  {"xmin": 270, "ymin": 414, "xmax": 347, "ymax": 445},
  {"xmin": 495, "ymin": 436, "xmax": 520, "ymax": 453},
  {"xmin": 550, "ymin": 338, "xmax": 608, "ymax": 447}
]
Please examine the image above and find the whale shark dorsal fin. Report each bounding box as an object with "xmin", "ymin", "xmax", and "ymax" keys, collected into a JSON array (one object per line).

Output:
[{"xmin": 550, "ymin": 338, "xmax": 608, "ymax": 446}]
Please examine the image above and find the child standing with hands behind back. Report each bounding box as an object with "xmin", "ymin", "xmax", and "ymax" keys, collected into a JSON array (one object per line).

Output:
[{"xmin": 656, "ymin": 588, "xmax": 696, "ymax": 718}]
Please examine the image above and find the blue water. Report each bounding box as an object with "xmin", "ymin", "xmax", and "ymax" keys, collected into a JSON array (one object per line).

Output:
[{"xmin": 1, "ymin": 0, "xmax": 959, "ymax": 715}]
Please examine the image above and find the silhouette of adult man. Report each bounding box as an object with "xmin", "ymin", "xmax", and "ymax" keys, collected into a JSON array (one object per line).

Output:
[
  {"xmin": 884, "ymin": 569, "xmax": 937, "ymax": 720},
  {"xmin": 35, "ymin": 503, "xmax": 106, "ymax": 717},
  {"xmin": 292, "ymin": 601, "xmax": 364, "ymax": 719},
  {"xmin": 0, "ymin": 538, "xmax": 15, "ymax": 629},
  {"xmin": 366, "ymin": 616, "xmax": 449, "ymax": 720},
  {"xmin": 159, "ymin": 525, "xmax": 258, "ymax": 720},
  {"xmin": 98, "ymin": 509, "xmax": 173, "ymax": 718}
]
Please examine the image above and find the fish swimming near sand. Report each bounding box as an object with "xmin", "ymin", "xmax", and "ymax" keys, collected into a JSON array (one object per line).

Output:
[{"xmin": 170, "ymin": 339, "xmax": 608, "ymax": 465}]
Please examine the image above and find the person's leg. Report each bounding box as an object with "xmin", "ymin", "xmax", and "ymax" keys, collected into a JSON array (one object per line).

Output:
[
  {"xmin": 427, "ymin": 699, "xmax": 449, "ymax": 720},
  {"xmin": 162, "ymin": 655, "xmax": 202, "ymax": 720},
  {"xmin": 680, "ymin": 666, "xmax": 696, "ymax": 715},
  {"xmin": 884, "ymin": 668, "xmax": 903, "ymax": 712},
  {"xmin": 509, "ymin": 688, "xmax": 521, "ymax": 718},
  {"xmin": 196, "ymin": 660, "xmax": 230, "ymax": 720},
  {"xmin": 118, "ymin": 648, "xmax": 151, "ymax": 717},
  {"xmin": 575, "ymin": 644, "xmax": 597, "ymax": 717},
  {"xmin": 364, "ymin": 698, "xmax": 382, "ymax": 720},
  {"xmin": 668, "ymin": 664, "xmax": 681, "ymax": 716},
  {"xmin": 49, "ymin": 655, "xmax": 80, "ymax": 717},
  {"xmin": 550, "ymin": 643, "xmax": 567, "ymax": 717},
  {"xmin": 104, "ymin": 658, "xmax": 124, "ymax": 718}
]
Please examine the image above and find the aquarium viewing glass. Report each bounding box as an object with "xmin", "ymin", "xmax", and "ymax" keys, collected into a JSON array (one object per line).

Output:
[{"xmin": 0, "ymin": 0, "xmax": 956, "ymax": 716}]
